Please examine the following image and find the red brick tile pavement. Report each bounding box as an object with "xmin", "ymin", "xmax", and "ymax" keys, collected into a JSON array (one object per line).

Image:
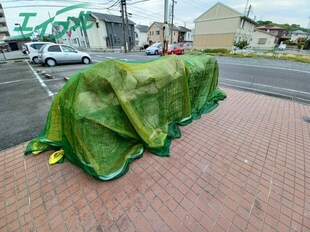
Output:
[{"xmin": 1, "ymin": 88, "xmax": 310, "ymax": 232}]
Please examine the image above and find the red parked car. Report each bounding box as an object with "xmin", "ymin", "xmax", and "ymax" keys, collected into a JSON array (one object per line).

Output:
[{"xmin": 160, "ymin": 44, "xmax": 185, "ymax": 55}]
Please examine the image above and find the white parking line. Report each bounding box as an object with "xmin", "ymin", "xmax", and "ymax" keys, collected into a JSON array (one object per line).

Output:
[
  {"xmin": 26, "ymin": 61, "xmax": 55, "ymax": 98},
  {"xmin": 0, "ymin": 78, "xmax": 36, "ymax": 85}
]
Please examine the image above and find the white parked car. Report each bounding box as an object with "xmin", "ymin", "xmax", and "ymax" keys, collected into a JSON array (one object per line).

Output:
[
  {"xmin": 38, "ymin": 44, "xmax": 91, "ymax": 67},
  {"xmin": 278, "ymin": 43, "xmax": 286, "ymax": 50},
  {"xmin": 24, "ymin": 42, "xmax": 52, "ymax": 64},
  {"xmin": 145, "ymin": 43, "xmax": 162, "ymax": 55}
]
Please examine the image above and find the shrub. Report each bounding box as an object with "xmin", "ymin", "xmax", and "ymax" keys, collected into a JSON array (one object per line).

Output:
[
  {"xmin": 202, "ymin": 48, "xmax": 230, "ymax": 54},
  {"xmin": 233, "ymin": 40, "xmax": 249, "ymax": 49}
]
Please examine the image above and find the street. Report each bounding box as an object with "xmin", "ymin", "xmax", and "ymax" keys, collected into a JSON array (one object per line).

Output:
[{"xmin": 0, "ymin": 53, "xmax": 310, "ymax": 150}]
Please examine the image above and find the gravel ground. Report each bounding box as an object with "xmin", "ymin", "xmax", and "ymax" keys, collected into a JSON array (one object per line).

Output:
[{"xmin": 215, "ymin": 56, "xmax": 310, "ymax": 72}]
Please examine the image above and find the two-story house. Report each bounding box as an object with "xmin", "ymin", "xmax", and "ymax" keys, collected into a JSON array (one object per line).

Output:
[
  {"xmin": 193, "ymin": 2, "xmax": 256, "ymax": 50},
  {"xmin": 147, "ymin": 22, "xmax": 179, "ymax": 45},
  {"xmin": 61, "ymin": 12, "xmax": 136, "ymax": 51},
  {"xmin": 62, "ymin": 12, "xmax": 136, "ymax": 50}
]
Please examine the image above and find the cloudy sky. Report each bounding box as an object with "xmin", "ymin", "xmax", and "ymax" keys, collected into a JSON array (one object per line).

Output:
[{"xmin": 2, "ymin": 0, "xmax": 309, "ymax": 36}]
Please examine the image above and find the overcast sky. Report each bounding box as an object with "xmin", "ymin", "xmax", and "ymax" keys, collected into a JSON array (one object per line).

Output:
[{"xmin": 2, "ymin": 0, "xmax": 310, "ymax": 36}]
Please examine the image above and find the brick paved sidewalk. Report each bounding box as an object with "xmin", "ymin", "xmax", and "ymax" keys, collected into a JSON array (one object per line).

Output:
[{"xmin": 1, "ymin": 88, "xmax": 310, "ymax": 232}]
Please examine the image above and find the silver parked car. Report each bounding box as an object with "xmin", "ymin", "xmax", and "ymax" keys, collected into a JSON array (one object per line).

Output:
[{"xmin": 38, "ymin": 44, "xmax": 91, "ymax": 67}]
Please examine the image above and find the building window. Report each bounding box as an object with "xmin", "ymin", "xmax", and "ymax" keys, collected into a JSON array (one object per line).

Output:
[
  {"xmin": 96, "ymin": 22, "xmax": 99, "ymax": 28},
  {"xmin": 258, "ymin": 38, "xmax": 267, "ymax": 44},
  {"xmin": 240, "ymin": 19, "xmax": 245, "ymax": 29},
  {"xmin": 156, "ymin": 30, "xmax": 160, "ymax": 35}
]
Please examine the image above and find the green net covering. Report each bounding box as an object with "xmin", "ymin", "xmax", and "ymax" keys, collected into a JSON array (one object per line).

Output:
[{"xmin": 25, "ymin": 55, "xmax": 226, "ymax": 180}]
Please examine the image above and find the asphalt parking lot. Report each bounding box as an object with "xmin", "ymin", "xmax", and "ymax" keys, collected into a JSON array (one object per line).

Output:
[{"xmin": 0, "ymin": 60, "xmax": 91, "ymax": 150}]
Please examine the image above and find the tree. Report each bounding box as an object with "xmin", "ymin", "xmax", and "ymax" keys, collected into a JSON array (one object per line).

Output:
[
  {"xmin": 234, "ymin": 40, "xmax": 249, "ymax": 49},
  {"xmin": 256, "ymin": 20, "xmax": 273, "ymax": 26},
  {"xmin": 256, "ymin": 20, "xmax": 307, "ymax": 32}
]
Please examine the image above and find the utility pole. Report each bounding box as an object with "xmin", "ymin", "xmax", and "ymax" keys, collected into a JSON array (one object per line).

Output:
[
  {"xmin": 170, "ymin": 0, "xmax": 176, "ymax": 44},
  {"xmin": 247, "ymin": 4, "xmax": 252, "ymax": 17},
  {"xmin": 124, "ymin": 2, "xmax": 130, "ymax": 52},
  {"xmin": 120, "ymin": 0, "xmax": 128, "ymax": 53},
  {"xmin": 243, "ymin": 0, "xmax": 249, "ymax": 16},
  {"xmin": 164, "ymin": 0, "xmax": 168, "ymax": 22},
  {"xmin": 162, "ymin": 0, "xmax": 169, "ymax": 55}
]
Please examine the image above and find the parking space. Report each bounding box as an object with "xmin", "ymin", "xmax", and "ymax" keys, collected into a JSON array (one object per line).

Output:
[
  {"xmin": 0, "ymin": 60, "xmax": 93, "ymax": 151},
  {"xmin": 30, "ymin": 62, "xmax": 91, "ymax": 94},
  {"xmin": 0, "ymin": 61, "xmax": 51, "ymax": 150}
]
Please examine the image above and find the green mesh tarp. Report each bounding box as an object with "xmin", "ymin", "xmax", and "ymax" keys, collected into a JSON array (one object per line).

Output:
[{"xmin": 25, "ymin": 55, "xmax": 226, "ymax": 180}]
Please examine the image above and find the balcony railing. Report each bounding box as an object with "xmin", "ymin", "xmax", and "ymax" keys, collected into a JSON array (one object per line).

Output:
[{"xmin": 0, "ymin": 26, "xmax": 8, "ymax": 32}]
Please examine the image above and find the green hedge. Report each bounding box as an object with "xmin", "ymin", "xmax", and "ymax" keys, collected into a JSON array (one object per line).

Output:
[{"xmin": 201, "ymin": 48, "xmax": 230, "ymax": 54}]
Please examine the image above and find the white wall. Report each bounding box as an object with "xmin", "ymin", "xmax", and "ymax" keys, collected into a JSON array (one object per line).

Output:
[
  {"xmin": 87, "ymin": 20, "xmax": 107, "ymax": 49},
  {"xmin": 135, "ymin": 28, "xmax": 147, "ymax": 47},
  {"xmin": 184, "ymin": 31, "xmax": 193, "ymax": 42},
  {"xmin": 250, "ymin": 30, "xmax": 276, "ymax": 49},
  {"xmin": 235, "ymin": 19, "xmax": 256, "ymax": 44},
  {"xmin": 290, "ymin": 33, "xmax": 307, "ymax": 42},
  {"xmin": 59, "ymin": 19, "xmax": 88, "ymax": 49}
]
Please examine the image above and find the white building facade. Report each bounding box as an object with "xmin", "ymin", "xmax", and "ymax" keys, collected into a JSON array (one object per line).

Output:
[
  {"xmin": 250, "ymin": 30, "xmax": 277, "ymax": 50},
  {"xmin": 135, "ymin": 25, "xmax": 148, "ymax": 48}
]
